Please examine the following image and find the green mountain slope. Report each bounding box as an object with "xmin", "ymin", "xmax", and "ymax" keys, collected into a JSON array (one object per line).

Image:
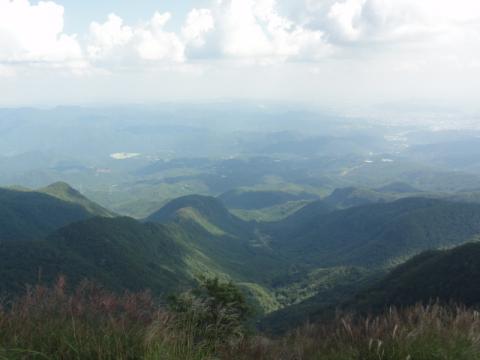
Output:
[
  {"xmin": 260, "ymin": 186, "xmax": 396, "ymax": 234},
  {"xmin": 260, "ymin": 266, "xmax": 379, "ymax": 333},
  {"xmin": 354, "ymin": 242, "xmax": 480, "ymax": 310},
  {"xmin": 376, "ymin": 182, "xmax": 422, "ymax": 194},
  {"xmin": 147, "ymin": 194, "xmax": 256, "ymax": 240},
  {"xmin": 0, "ymin": 217, "xmax": 193, "ymax": 294},
  {"xmin": 271, "ymin": 197, "xmax": 480, "ymax": 268},
  {"xmin": 0, "ymin": 182, "xmax": 114, "ymax": 242},
  {"xmin": 218, "ymin": 189, "xmax": 318, "ymax": 210},
  {"xmin": 231, "ymin": 200, "xmax": 311, "ymax": 222},
  {"xmin": 0, "ymin": 212, "xmax": 281, "ymax": 314},
  {"xmin": 5, "ymin": 187, "xmax": 480, "ymax": 325},
  {"xmin": 0, "ymin": 194, "xmax": 281, "ymax": 311},
  {"xmin": 323, "ymin": 186, "xmax": 395, "ymax": 209},
  {"xmin": 147, "ymin": 195, "xmax": 283, "ymax": 284},
  {"xmin": 0, "ymin": 187, "xmax": 103, "ymax": 242},
  {"xmin": 38, "ymin": 182, "xmax": 115, "ymax": 218}
]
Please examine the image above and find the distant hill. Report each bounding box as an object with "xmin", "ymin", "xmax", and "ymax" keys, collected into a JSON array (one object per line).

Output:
[
  {"xmin": 270, "ymin": 197, "xmax": 480, "ymax": 268},
  {"xmin": 323, "ymin": 186, "xmax": 395, "ymax": 209},
  {"xmin": 262, "ymin": 199, "xmax": 335, "ymax": 233},
  {"xmin": 38, "ymin": 182, "xmax": 115, "ymax": 218},
  {"xmin": 376, "ymin": 182, "xmax": 421, "ymax": 194},
  {"xmin": 0, "ymin": 183, "xmax": 112, "ymax": 242},
  {"xmin": 218, "ymin": 189, "xmax": 318, "ymax": 210},
  {"xmin": 354, "ymin": 242, "xmax": 480, "ymax": 310},
  {"xmin": 147, "ymin": 195, "xmax": 253, "ymax": 237}
]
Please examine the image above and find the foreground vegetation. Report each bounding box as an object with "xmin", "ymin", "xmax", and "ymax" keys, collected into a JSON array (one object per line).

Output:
[{"xmin": 1, "ymin": 279, "xmax": 480, "ymax": 359}]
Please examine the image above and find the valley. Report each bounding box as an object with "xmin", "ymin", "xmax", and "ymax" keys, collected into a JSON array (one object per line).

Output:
[{"xmin": 1, "ymin": 106, "xmax": 480, "ymax": 358}]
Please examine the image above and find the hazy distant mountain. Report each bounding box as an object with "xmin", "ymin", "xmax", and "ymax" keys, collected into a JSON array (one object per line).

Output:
[
  {"xmin": 218, "ymin": 189, "xmax": 318, "ymax": 210},
  {"xmin": 376, "ymin": 182, "xmax": 421, "ymax": 194},
  {"xmin": 323, "ymin": 186, "xmax": 395, "ymax": 208}
]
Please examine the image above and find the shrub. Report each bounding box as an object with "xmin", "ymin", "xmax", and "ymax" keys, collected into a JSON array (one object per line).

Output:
[{"xmin": 167, "ymin": 278, "xmax": 252, "ymax": 345}]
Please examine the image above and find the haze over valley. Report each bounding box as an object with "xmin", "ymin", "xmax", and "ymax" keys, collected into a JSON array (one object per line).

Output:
[{"xmin": 2, "ymin": 0, "xmax": 480, "ymax": 358}]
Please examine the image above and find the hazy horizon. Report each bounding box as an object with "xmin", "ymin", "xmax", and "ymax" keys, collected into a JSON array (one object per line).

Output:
[{"xmin": 1, "ymin": 0, "xmax": 479, "ymax": 110}]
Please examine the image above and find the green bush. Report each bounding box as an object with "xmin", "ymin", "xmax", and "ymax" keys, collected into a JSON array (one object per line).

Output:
[{"xmin": 168, "ymin": 278, "xmax": 252, "ymax": 344}]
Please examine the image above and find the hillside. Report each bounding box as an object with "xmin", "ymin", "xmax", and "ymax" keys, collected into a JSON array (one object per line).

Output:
[
  {"xmin": 262, "ymin": 236, "xmax": 480, "ymax": 333},
  {"xmin": 376, "ymin": 181, "xmax": 422, "ymax": 194},
  {"xmin": 218, "ymin": 189, "xmax": 318, "ymax": 210},
  {"xmin": 0, "ymin": 217, "xmax": 193, "ymax": 294},
  {"xmin": 147, "ymin": 195, "xmax": 283, "ymax": 285},
  {"xmin": 5, "ymin": 186, "xmax": 480, "ymax": 327},
  {"xmin": 322, "ymin": 186, "xmax": 395, "ymax": 209},
  {"xmin": 270, "ymin": 197, "xmax": 480, "ymax": 268},
  {"xmin": 354, "ymin": 242, "xmax": 480, "ymax": 310},
  {"xmin": 0, "ymin": 184, "xmax": 110, "ymax": 242},
  {"xmin": 147, "ymin": 194, "xmax": 255, "ymax": 238},
  {"xmin": 38, "ymin": 182, "xmax": 115, "ymax": 218},
  {"xmin": 0, "ymin": 192, "xmax": 281, "ymax": 308},
  {"xmin": 261, "ymin": 186, "xmax": 396, "ymax": 233}
]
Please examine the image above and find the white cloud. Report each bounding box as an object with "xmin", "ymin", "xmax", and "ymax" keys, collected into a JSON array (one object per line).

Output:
[
  {"xmin": 301, "ymin": 0, "xmax": 480, "ymax": 46},
  {"xmin": 216, "ymin": 0, "xmax": 330, "ymax": 62},
  {"xmin": 87, "ymin": 14, "xmax": 133, "ymax": 60},
  {"xmin": 135, "ymin": 12, "xmax": 185, "ymax": 62},
  {"xmin": 182, "ymin": 9, "xmax": 215, "ymax": 48},
  {"xmin": 0, "ymin": 0, "xmax": 82, "ymax": 64},
  {"xmin": 87, "ymin": 11, "xmax": 185, "ymax": 65},
  {"xmin": 85, "ymin": 1, "xmax": 330, "ymax": 67},
  {"xmin": 1, "ymin": 0, "xmax": 480, "ymax": 110}
]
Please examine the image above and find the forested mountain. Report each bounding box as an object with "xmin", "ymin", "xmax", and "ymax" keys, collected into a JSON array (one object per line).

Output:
[
  {"xmin": 354, "ymin": 242, "xmax": 480, "ymax": 310},
  {"xmin": 269, "ymin": 197, "xmax": 480, "ymax": 268},
  {"xmin": 0, "ymin": 217, "xmax": 191, "ymax": 294},
  {"xmin": 218, "ymin": 189, "xmax": 318, "ymax": 210},
  {"xmin": 38, "ymin": 182, "xmax": 115, "ymax": 218},
  {"xmin": 3, "ymin": 181, "xmax": 480, "ymax": 331},
  {"xmin": 262, "ymin": 241, "xmax": 480, "ymax": 333},
  {"xmin": 147, "ymin": 195, "xmax": 283, "ymax": 285},
  {"xmin": 147, "ymin": 194, "xmax": 250, "ymax": 235},
  {"xmin": 322, "ymin": 186, "xmax": 395, "ymax": 208},
  {"xmin": 0, "ymin": 192, "xmax": 280, "ymax": 304},
  {"xmin": 0, "ymin": 184, "xmax": 111, "ymax": 242}
]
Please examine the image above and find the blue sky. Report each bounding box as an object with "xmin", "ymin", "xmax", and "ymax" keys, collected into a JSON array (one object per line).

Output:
[
  {"xmin": 58, "ymin": 0, "xmax": 211, "ymax": 33},
  {"xmin": 0, "ymin": 0, "xmax": 479, "ymax": 109}
]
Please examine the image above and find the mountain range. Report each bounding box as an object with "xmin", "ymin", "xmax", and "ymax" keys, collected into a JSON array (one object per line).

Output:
[{"xmin": 1, "ymin": 182, "xmax": 480, "ymax": 328}]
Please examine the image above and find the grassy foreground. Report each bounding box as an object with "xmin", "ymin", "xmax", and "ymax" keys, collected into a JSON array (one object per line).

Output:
[{"xmin": 0, "ymin": 279, "xmax": 479, "ymax": 359}]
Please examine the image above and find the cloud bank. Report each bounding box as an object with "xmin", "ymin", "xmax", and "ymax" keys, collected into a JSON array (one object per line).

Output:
[
  {"xmin": 0, "ymin": 0, "xmax": 479, "ymax": 109},
  {"xmin": 1, "ymin": 0, "xmax": 479, "ymax": 72}
]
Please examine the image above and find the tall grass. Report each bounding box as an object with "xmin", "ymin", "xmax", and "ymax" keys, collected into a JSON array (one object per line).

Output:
[
  {"xmin": 0, "ymin": 277, "xmax": 161, "ymax": 359},
  {"xmin": 0, "ymin": 279, "xmax": 480, "ymax": 359},
  {"xmin": 224, "ymin": 304, "xmax": 480, "ymax": 360}
]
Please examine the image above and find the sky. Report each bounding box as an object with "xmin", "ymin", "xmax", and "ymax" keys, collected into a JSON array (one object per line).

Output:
[{"xmin": 0, "ymin": 0, "xmax": 479, "ymax": 109}]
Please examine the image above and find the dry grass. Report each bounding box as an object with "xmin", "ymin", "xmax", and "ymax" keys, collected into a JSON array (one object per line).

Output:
[
  {"xmin": 222, "ymin": 304, "xmax": 480, "ymax": 360},
  {"xmin": 0, "ymin": 279, "xmax": 479, "ymax": 359}
]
